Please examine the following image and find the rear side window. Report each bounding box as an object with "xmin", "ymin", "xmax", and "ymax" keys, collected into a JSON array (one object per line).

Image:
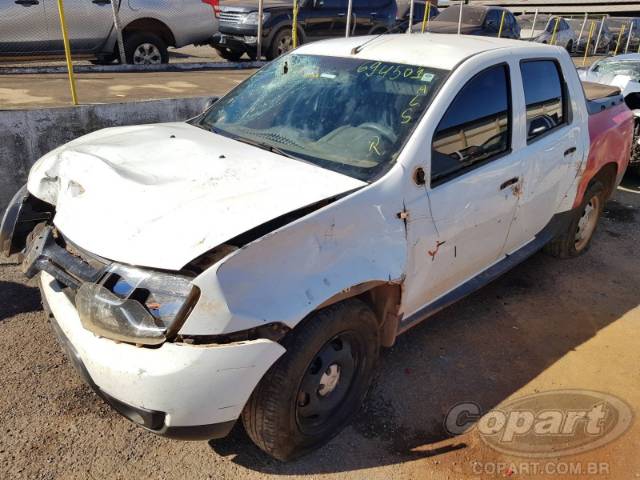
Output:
[
  {"xmin": 520, "ymin": 60, "xmax": 567, "ymax": 142},
  {"xmin": 431, "ymin": 64, "xmax": 511, "ymax": 186}
]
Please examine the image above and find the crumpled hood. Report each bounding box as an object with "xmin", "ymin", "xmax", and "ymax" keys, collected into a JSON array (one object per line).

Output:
[{"xmin": 27, "ymin": 123, "xmax": 365, "ymax": 270}]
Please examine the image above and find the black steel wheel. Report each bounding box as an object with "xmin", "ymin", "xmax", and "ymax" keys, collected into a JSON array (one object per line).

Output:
[
  {"xmin": 295, "ymin": 331, "xmax": 364, "ymax": 435},
  {"xmin": 242, "ymin": 299, "xmax": 379, "ymax": 461}
]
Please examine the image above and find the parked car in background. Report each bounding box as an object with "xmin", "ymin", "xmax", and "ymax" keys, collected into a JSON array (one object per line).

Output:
[
  {"xmin": 396, "ymin": 0, "xmax": 438, "ymax": 31},
  {"xmin": 0, "ymin": 0, "xmax": 218, "ymax": 64},
  {"xmin": 566, "ymin": 18, "xmax": 597, "ymax": 53},
  {"xmin": 605, "ymin": 17, "xmax": 640, "ymax": 53},
  {"xmin": 519, "ymin": 14, "xmax": 576, "ymax": 51},
  {"xmin": 211, "ymin": 0, "xmax": 397, "ymax": 60},
  {"xmin": 420, "ymin": 5, "xmax": 520, "ymax": 39},
  {"xmin": 579, "ymin": 54, "xmax": 640, "ymax": 173},
  {"xmin": 518, "ymin": 13, "xmax": 550, "ymax": 41},
  {"xmin": 2, "ymin": 35, "xmax": 632, "ymax": 462}
]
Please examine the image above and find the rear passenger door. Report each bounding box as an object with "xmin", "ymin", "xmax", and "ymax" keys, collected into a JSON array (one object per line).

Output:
[
  {"xmin": 0, "ymin": 0, "xmax": 50, "ymax": 55},
  {"xmin": 45, "ymin": 0, "xmax": 114, "ymax": 53},
  {"xmin": 502, "ymin": 58, "xmax": 583, "ymax": 254},
  {"xmin": 304, "ymin": 0, "xmax": 347, "ymax": 40},
  {"xmin": 351, "ymin": 0, "xmax": 390, "ymax": 36}
]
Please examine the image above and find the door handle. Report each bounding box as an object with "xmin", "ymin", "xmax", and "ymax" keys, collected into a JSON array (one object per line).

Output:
[
  {"xmin": 564, "ymin": 147, "xmax": 577, "ymax": 156},
  {"xmin": 338, "ymin": 12, "xmax": 345, "ymax": 16},
  {"xmin": 92, "ymin": 0, "xmax": 111, "ymax": 4},
  {"xmin": 14, "ymin": 0, "xmax": 39, "ymax": 5},
  {"xmin": 500, "ymin": 177, "xmax": 519, "ymax": 190}
]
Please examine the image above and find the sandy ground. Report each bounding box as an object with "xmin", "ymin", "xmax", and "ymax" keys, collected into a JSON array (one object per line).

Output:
[{"xmin": 0, "ymin": 172, "xmax": 638, "ymax": 479}]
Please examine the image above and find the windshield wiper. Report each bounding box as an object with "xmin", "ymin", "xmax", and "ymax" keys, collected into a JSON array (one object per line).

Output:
[{"xmin": 204, "ymin": 123, "xmax": 303, "ymax": 161}]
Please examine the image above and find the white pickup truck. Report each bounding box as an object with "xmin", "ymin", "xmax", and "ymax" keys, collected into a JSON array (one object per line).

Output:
[{"xmin": 0, "ymin": 35, "xmax": 633, "ymax": 461}]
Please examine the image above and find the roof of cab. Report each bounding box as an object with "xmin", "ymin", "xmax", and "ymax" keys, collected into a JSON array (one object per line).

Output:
[{"xmin": 294, "ymin": 33, "xmax": 557, "ymax": 71}]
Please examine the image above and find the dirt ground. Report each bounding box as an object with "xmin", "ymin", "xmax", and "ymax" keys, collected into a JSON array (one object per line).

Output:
[{"xmin": 0, "ymin": 173, "xmax": 639, "ymax": 480}]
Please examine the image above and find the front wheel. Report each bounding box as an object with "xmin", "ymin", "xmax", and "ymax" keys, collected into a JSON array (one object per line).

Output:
[
  {"xmin": 544, "ymin": 181, "xmax": 605, "ymax": 258},
  {"xmin": 216, "ymin": 47, "xmax": 243, "ymax": 62},
  {"xmin": 566, "ymin": 40, "xmax": 574, "ymax": 53},
  {"xmin": 242, "ymin": 299, "xmax": 380, "ymax": 461}
]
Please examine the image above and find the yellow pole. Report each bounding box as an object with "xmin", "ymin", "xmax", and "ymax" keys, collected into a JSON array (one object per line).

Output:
[
  {"xmin": 582, "ymin": 21, "xmax": 595, "ymax": 67},
  {"xmin": 498, "ymin": 10, "xmax": 506, "ymax": 38},
  {"xmin": 614, "ymin": 24, "xmax": 625, "ymax": 56},
  {"xmin": 550, "ymin": 17, "xmax": 560, "ymax": 45},
  {"xmin": 56, "ymin": 0, "xmax": 78, "ymax": 105},
  {"xmin": 421, "ymin": 1, "xmax": 431, "ymax": 34},
  {"xmin": 292, "ymin": 0, "xmax": 298, "ymax": 48}
]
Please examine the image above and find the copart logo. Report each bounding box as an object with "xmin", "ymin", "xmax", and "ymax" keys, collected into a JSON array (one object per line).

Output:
[{"xmin": 444, "ymin": 390, "xmax": 633, "ymax": 458}]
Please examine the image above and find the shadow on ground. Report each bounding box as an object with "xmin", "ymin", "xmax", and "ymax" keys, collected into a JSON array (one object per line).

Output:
[
  {"xmin": 207, "ymin": 175, "xmax": 640, "ymax": 474},
  {"xmin": 0, "ymin": 280, "xmax": 41, "ymax": 322}
]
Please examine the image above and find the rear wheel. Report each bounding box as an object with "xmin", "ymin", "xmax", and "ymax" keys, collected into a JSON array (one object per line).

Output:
[
  {"xmin": 124, "ymin": 32, "xmax": 168, "ymax": 65},
  {"xmin": 268, "ymin": 28, "xmax": 296, "ymax": 60},
  {"xmin": 242, "ymin": 299, "xmax": 379, "ymax": 461},
  {"xmin": 566, "ymin": 40, "xmax": 574, "ymax": 52},
  {"xmin": 544, "ymin": 181, "xmax": 605, "ymax": 258}
]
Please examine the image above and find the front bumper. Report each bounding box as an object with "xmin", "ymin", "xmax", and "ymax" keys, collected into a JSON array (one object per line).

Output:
[
  {"xmin": 40, "ymin": 271, "xmax": 285, "ymax": 439},
  {"xmin": 210, "ymin": 32, "xmax": 261, "ymax": 52}
]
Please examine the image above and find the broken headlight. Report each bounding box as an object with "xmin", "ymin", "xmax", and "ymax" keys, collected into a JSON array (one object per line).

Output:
[{"xmin": 76, "ymin": 264, "xmax": 198, "ymax": 345}]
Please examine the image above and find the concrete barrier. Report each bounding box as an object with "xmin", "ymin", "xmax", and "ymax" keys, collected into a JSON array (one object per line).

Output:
[{"xmin": 0, "ymin": 96, "xmax": 211, "ymax": 212}]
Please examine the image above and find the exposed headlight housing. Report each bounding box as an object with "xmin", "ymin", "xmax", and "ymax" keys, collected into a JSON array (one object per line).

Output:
[
  {"xmin": 76, "ymin": 264, "xmax": 199, "ymax": 345},
  {"xmin": 240, "ymin": 11, "xmax": 270, "ymax": 25}
]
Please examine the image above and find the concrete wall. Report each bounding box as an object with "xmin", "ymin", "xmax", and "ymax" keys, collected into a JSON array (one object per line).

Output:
[{"xmin": 0, "ymin": 96, "xmax": 211, "ymax": 213}]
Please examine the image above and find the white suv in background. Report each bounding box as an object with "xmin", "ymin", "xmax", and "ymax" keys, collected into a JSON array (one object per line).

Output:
[{"xmin": 0, "ymin": 0, "xmax": 219, "ymax": 64}]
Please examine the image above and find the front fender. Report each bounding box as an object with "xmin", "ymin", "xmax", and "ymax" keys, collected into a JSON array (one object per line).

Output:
[{"xmin": 179, "ymin": 173, "xmax": 407, "ymax": 336}]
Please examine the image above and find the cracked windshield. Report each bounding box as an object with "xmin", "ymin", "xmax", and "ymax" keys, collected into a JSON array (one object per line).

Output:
[{"xmin": 200, "ymin": 54, "xmax": 446, "ymax": 181}]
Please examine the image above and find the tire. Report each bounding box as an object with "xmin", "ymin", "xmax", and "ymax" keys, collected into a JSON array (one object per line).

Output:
[
  {"xmin": 566, "ymin": 40, "xmax": 574, "ymax": 53},
  {"xmin": 124, "ymin": 32, "xmax": 168, "ymax": 65},
  {"xmin": 216, "ymin": 47, "xmax": 243, "ymax": 62},
  {"xmin": 242, "ymin": 299, "xmax": 380, "ymax": 461},
  {"xmin": 267, "ymin": 28, "xmax": 297, "ymax": 60},
  {"xmin": 544, "ymin": 181, "xmax": 605, "ymax": 258}
]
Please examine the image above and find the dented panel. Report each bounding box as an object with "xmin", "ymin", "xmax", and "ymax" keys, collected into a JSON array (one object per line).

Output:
[
  {"xmin": 181, "ymin": 166, "xmax": 408, "ymax": 335},
  {"xmin": 27, "ymin": 123, "xmax": 366, "ymax": 270}
]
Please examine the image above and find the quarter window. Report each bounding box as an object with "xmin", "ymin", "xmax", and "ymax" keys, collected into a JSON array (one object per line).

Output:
[
  {"xmin": 520, "ymin": 60, "xmax": 567, "ymax": 142},
  {"xmin": 431, "ymin": 64, "xmax": 511, "ymax": 185}
]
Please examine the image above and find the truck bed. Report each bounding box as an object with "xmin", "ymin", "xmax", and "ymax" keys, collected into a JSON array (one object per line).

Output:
[
  {"xmin": 583, "ymin": 81, "xmax": 626, "ymax": 115},
  {"xmin": 575, "ymin": 81, "xmax": 634, "ymax": 209}
]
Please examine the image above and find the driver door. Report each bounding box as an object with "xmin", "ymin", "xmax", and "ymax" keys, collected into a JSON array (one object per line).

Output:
[{"xmin": 402, "ymin": 63, "xmax": 524, "ymax": 319}]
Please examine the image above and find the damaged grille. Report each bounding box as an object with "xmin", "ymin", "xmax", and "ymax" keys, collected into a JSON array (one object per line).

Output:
[{"xmin": 22, "ymin": 225, "xmax": 108, "ymax": 291}]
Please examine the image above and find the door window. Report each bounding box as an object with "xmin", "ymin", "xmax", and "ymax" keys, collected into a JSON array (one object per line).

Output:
[
  {"xmin": 431, "ymin": 64, "xmax": 511, "ymax": 186},
  {"xmin": 520, "ymin": 60, "xmax": 567, "ymax": 142}
]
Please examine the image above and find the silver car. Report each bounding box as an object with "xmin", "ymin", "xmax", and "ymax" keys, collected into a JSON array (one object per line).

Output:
[
  {"xmin": 518, "ymin": 14, "xmax": 576, "ymax": 51},
  {"xmin": 0, "ymin": 0, "xmax": 219, "ymax": 64}
]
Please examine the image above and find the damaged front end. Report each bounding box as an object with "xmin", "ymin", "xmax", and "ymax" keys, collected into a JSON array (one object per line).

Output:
[
  {"xmin": 0, "ymin": 185, "xmax": 54, "ymax": 258},
  {"xmin": 2, "ymin": 192, "xmax": 199, "ymax": 347}
]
